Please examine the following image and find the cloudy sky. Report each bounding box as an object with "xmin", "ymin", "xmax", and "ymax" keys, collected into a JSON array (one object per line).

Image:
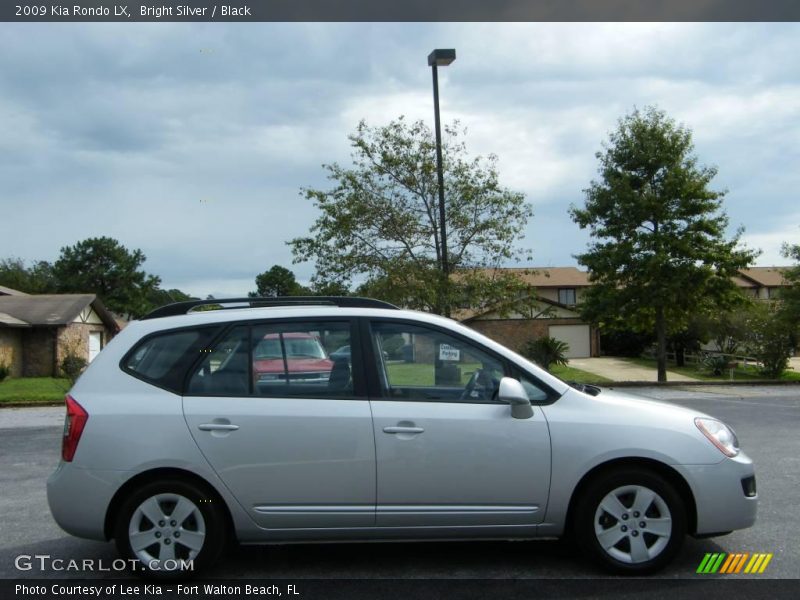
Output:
[{"xmin": 1, "ymin": 22, "xmax": 798, "ymax": 297}]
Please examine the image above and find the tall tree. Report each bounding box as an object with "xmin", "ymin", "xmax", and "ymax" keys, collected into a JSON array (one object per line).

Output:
[
  {"xmin": 0, "ymin": 257, "xmax": 57, "ymax": 293},
  {"xmin": 289, "ymin": 117, "xmax": 533, "ymax": 315},
  {"xmin": 570, "ymin": 106, "xmax": 757, "ymax": 381},
  {"xmin": 780, "ymin": 242, "xmax": 800, "ymax": 333},
  {"xmin": 53, "ymin": 237, "xmax": 160, "ymax": 318},
  {"xmin": 250, "ymin": 265, "xmax": 307, "ymax": 297},
  {"xmin": 147, "ymin": 287, "xmax": 194, "ymax": 308}
]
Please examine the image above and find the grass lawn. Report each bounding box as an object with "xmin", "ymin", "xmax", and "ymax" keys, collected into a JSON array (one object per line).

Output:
[
  {"xmin": 386, "ymin": 362, "xmax": 482, "ymax": 386},
  {"xmin": 626, "ymin": 357, "xmax": 800, "ymax": 382},
  {"xmin": 550, "ymin": 364, "xmax": 613, "ymax": 384},
  {"xmin": 386, "ymin": 361, "xmax": 613, "ymax": 386},
  {"xmin": 0, "ymin": 377, "xmax": 71, "ymax": 404}
]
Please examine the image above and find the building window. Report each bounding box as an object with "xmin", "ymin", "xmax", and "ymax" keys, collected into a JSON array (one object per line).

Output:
[{"xmin": 558, "ymin": 288, "xmax": 576, "ymax": 306}]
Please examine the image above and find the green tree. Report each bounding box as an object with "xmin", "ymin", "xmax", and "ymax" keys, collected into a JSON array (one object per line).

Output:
[
  {"xmin": 147, "ymin": 287, "xmax": 194, "ymax": 308},
  {"xmin": 0, "ymin": 257, "xmax": 57, "ymax": 293},
  {"xmin": 53, "ymin": 237, "xmax": 160, "ymax": 318},
  {"xmin": 780, "ymin": 242, "xmax": 800, "ymax": 332},
  {"xmin": 289, "ymin": 117, "xmax": 533, "ymax": 315},
  {"xmin": 250, "ymin": 265, "xmax": 308, "ymax": 297},
  {"xmin": 570, "ymin": 106, "xmax": 757, "ymax": 382}
]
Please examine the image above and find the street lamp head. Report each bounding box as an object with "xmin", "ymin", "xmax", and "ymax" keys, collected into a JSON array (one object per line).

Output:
[{"xmin": 428, "ymin": 49, "xmax": 456, "ymax": 67}]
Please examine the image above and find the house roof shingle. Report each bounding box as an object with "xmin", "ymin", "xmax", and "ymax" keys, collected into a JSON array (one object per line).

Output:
[
  {"xmin": 0, "ymin": 285, "xmax": 29, "ymax": 296},
  {"xmin": 461, "ymin": 267, "xmax": 591, "ymax": 288},
  {"xmin": 0, "ymin": 294, "xmax": 119, "ymax": 331},
  {"xmin": 0, "ymin": 311, "xmax": 31, "ymax": 327},
  {"xmin": 736, "ymin": 267, "xmax": 789, "ymax": 288}
]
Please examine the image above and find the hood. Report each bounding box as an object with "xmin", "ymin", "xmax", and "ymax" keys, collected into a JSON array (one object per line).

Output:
[{"xmin": 589, "ymin": 386, "xmax": 717, "ymax": 422}]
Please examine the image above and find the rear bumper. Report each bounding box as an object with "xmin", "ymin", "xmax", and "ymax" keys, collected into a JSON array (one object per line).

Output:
[
  {"xmin": 676, "ymin": 452, "xmax": 757, "ymax": 535},
  {"xmin": 47, "ymin": 463, "xmax": 122, "ymax": 541}
]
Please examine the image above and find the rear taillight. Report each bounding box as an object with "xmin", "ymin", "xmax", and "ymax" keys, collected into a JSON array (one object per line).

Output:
[{"xmin": 62, "ymin": 395, "xmax": 88, "ymax": 462}]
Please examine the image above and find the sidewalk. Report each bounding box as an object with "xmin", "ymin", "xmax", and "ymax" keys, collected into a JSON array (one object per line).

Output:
[{"xmin": 569, "ymin": 357, "xmax": 700, "ymax": 382}]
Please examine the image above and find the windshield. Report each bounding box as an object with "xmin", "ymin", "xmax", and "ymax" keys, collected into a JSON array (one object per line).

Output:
[{"xmin": 254, "ymin": 336, "xmax": 327, "ymax": 360}]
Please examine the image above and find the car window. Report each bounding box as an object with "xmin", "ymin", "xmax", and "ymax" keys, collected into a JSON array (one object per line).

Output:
[
  {"xmin": 519, "ymin": 375, "xmax": 550, "ymax": 402},
  {"xmin": 123, "ymin": 326, "xmax": 220, "ymax": 394},
  {"xmin": 186, "ymin": 321, "xmax": 354, "ymax": 398},
  {"xmin": 370, "ymin": 321, "xmax": 505, "ymax": 403},
  {"xmin": 187, "ymin": 326, "xmax": 251, "ymax": 396},
  {"xmin": 252, "ymin": 322, "xmax": 353, "ymax": 398}
]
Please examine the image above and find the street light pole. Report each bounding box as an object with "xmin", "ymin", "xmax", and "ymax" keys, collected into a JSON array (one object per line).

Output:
[{"xmin": 428, "ymin": 48, "xmax": 456, "ymax": 317}]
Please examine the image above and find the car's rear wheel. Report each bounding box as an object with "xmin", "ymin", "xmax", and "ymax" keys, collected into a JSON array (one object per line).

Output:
[
  {"xmin": 574, "ymin": 467, "xmax": 687, "ymax": 574},
  {"xmin": 115, "ymin": 479, "xmax": 226, "ymax": 578}
]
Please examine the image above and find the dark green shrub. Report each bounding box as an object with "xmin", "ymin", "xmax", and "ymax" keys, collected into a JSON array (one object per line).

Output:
[
  {"xmin": 61, "ymin": 353, "xmax": 87, "ymax": 384},
  {"xmin": 521, "ymin": 336, "xmax": 569, "ymax": 372},
  {"xmin": 702, "ymin": 354, "xmax": 730, "ymax": 376}
]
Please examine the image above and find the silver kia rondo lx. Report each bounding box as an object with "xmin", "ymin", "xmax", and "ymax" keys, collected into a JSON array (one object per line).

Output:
[{"xmin": 47, "ymin": 297, "xmax": 757, "ymax": 576}]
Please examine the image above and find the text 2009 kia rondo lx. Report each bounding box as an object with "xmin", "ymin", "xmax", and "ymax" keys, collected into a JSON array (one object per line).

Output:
[{"xmin": 47, "ymin": 297, "xmax": 757, "ymax": 577}]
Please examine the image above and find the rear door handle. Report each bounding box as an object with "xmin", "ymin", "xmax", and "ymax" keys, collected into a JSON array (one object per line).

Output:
[
  {"xmin": 198, "ymin": 423, "xmax": 240, "ymax": 432},
  {"xmin": 383, "ymin": 426, "xmax": 424, "ymax": 434}
]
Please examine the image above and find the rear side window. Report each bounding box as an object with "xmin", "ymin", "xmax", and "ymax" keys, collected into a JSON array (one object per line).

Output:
[{"xmin": 123, "ymin": 327, "xmax": 220, "ymax": 393}]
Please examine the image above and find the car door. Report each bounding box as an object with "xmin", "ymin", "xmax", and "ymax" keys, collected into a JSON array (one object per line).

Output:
[
  {"xmin": 183, "ymin": 319, "xmax": 376, "ymax": 529},
  {"xmin": 366, "ymin": 319, "xmax": 552, "ymax": 528}
]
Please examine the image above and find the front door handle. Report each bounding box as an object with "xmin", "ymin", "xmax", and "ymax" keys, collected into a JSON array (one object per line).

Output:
[
  {"xmin": 383, "ymin": 426, "xmax": 424, "ymax": 434},
  {"xmin": 198, "ymin": 423, "xmax": 240, "ymax": 432}
]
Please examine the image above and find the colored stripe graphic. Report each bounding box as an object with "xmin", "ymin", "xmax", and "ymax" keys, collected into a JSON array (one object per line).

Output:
[
  {"xmin": 733, "ymin": 553, "xmax": 750, "ymax": 573},
  {"xmin": 697, "ymin": 553, "xmax": 726, "ymax": 573},
  {"xmin": 719, "ymin": 553, "xmax": 736, "ymax": 573},
  {"xmin": 697, "ymin": 552, "xmax": 772, "ymax": 574}
]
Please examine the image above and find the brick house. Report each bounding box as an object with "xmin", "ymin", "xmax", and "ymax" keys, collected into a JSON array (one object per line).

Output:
[
  {"xmin": 455, "ymin": 265, "xmax": 794, "ymax": 359},
  {"xmin": 733, "ymin": 267, "xmax": 791, "ymax": 300},
  {"xmin": 455, "ymin": 267, "xmax": 599, "ymax": 358},
  {"xmin": 0, "ymin": 288, "xmax": 120, "ymax": 378}
]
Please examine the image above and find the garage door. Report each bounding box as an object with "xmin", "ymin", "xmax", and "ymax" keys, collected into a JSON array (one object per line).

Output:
[{"xmin": 548, "ymin": 325, "xmax": 591, "ymax": 358}]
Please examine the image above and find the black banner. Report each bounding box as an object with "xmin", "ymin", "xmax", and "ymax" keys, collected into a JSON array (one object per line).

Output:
[
  {"xmin": 3, "ymin": 579, "xmax": 800, "ymax": 600},
  {"xmin": 2, "ymin": 0, "xmax": 800, "ymax": 22}
]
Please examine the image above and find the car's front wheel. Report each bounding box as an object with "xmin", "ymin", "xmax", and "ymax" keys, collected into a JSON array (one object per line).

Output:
[
  {"xmin": 114, "ymin": 479, "xmax": 226, "ymax": 578},
  {"xmin": 574, "ymin": 467, "xmax": 687, "ymax": 574}
]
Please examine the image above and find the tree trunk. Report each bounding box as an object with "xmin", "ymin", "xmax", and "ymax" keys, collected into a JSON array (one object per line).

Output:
[
  {"xmin": 655, "ymin": 305, "xmax": 667, "ymax": 382},
  {"xmin": 675, "ymin": 346, "xmax": 685, "ymax": 367}
]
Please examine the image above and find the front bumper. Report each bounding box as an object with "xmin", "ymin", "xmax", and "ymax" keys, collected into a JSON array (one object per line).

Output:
[{"xmin": 676, "ymin": 452, "xmax": 757, "ymax": 535}]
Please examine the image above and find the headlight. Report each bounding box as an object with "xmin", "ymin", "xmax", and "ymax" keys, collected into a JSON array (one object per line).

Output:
[{"xmin": 695, "ymin": 417, "xmax": 740, "ymax": 457}]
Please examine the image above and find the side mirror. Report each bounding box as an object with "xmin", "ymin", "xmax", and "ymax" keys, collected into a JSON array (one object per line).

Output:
[{"xmin": 498, "ymin": 377, "xmax": 533, "ymax": 420}]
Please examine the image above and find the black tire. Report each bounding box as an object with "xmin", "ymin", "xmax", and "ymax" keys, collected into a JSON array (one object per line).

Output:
[
  {"xmin": 573, "ymin": 467, "xmax": 687, "ymax": 574},
  {"xmin": 114, "ymin": 479, "xmax": 227, "ymax": 579}
]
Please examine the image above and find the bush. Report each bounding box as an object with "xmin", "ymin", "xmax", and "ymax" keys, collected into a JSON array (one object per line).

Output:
[
  {"xmin": 60, "ymin": 353, "xmax": 87, "ymax": 384},
  {"xmin": 744, "ymin": 306, "xmax": 793, "ymax": 379},
  {"xmin": 702, "ymin": 354, "xmax": 730, "ymax": 376},
  {"xmin": 0, "ymin": 347, "xmax": 13, "ymax": 382},
  {"xmin": 521, "ymin": 336, "xmax": 569, "ymax": 372}
]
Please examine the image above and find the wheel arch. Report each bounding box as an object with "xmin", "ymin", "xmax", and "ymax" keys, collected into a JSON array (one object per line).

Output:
[
  {"xmin": 103, "ymin": 467, "xmax": 237, "ymax": 542},
  {"xmin": 564, "ymin": 457, "xmax": 698, "ymax": 537}
]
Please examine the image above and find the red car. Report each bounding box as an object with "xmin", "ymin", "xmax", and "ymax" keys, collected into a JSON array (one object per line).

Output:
[{"xmin": 253, "ymin": 332, "xmax": 333, "ymax": 384}]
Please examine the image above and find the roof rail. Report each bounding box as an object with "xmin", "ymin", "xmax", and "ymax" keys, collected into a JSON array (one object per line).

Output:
[{"xmin": 141, "ymin": 296, "xmax": 399, "ymax": 320}]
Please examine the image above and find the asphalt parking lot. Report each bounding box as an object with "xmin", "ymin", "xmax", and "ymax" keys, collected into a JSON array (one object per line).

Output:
[{"xmin": 1, "ymin": 385, "xmax": 799, "ymax": 584}]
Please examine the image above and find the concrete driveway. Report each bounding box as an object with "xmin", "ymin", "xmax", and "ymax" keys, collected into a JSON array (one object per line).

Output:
[{"xmin": 570, "ymin": 357, "xmax": 699, "ymax": 382}]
